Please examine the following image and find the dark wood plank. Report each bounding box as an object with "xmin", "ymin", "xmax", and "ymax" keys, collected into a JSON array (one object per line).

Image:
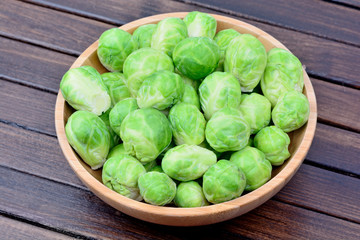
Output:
[
  {"xmin": 327, "ymin": 0, "xmax": 360, "ymax": 9},
  {"xmin": 0, "ymin": 80, "xmax": 57, "ymax": 136},
  {"xmin": 0, "ymin": 37, "xmax": 74, "ymax": 93},
  {"xmin": 174, "ymin": 0, "xmax": 360, "ymax": 47},
  {"xmin": 0, "ymin": 0, "xmax": 113, "ymax": 55},
  {"xmin": 275, "ymin": 164, "xmax": 360, "ymax": 223},
  {"xmin": 308, "ymin": 123, "xmax": 360, "ymax": 175},
  {"xmin": 4, "ymin": 0, "xmax": 360, "ymax": 88},
  {"xmin": 0, "ymin": 122, "xmax": 83, "ymax": 187},
  {"xmin": 0, "ymin": 216, "xmax": 75, "ymax": 240},
  {"xmin": 1, "ymin": 166, "xmax": 359, "ymax": 240},
  {"xmin": 1, "ymin": 121, "xmax": 360, "ymax": 224},
  {"xmin": 313, "ymin": 79, "xmax": 360, "ymax": 132}
]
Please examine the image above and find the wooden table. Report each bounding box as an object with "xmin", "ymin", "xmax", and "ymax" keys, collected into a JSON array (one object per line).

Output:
[{"xmin": 1, "ymin": 0, "xmax": 359, "ymax": 239}]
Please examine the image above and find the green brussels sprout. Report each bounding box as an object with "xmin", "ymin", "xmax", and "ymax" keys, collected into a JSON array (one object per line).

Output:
[
  {"xmin": 133, "ymin": 24, "xmax": 156, "ymax": 48},
  {"xmin": 238, "ymin": 93, "xmax": 271, "ymax": 134},
  {"xmin": 158, "ymin": 141, "xmax": 175, "ymax": 160},
  {"xmin": 261, "ymin": 48, "xmax": 304, "ymax": 107},
  {"xmin": 272, "ymin": 91, "xmax": 310, "ymax": 132},
  {"xmin": 203, "ymin": 160, "xmax": 246, "ymax": 204},
  {"xmin": 198, "ymin": 139, "xmax": 222, "ymax": 158},
  {"xmin": 180, "ymin": 84, "xmax": 200, "ymax": 109},
  {"xmin": 143, "ymin": 160, "xmax": 157, "ymax": 172},
  {"xmin": 107, "ymin": 143, "xmax": 126, "ymax": 159},
  {"xmin": 214, "ymin": 29, "xmax": 241, "ymax": 71},
  {"xmin": 137, "ymin": 70, "xmax": 185, "ymax": 110},
  {"xmin": 254, "ymin": 126, "xmax": 290, "ymax": 166},
  {"xmin": 151, "ymin": 17, "xmax": 188, "ymax": 57},
  {"xmin": 168, "ymin": 103, "xmax": 206, "ymax": 145},
  {"xmin": 174, "ymin": 181, "xmax": 209, "ymax": 208},
  {"xmin": 205, "ymin": 107, "xmax": 251, "ymax": 152},
  {"xmin": 60, "ymin": 66, "xmax": 111, "ymax": 116},
  {"xmin": 123, "ymin": 48, "xmax": 174, "ymax": 97},
  {"xmin": 65, "ymin": 111, "xmax": 110, "ymax": 169},
  {"xmin": 120, "ymin": 108, "xmax": 172, "ymax": 163},
  {"xmin": 199, "ymin": 72, "xmax": 242, "ymax": 120},
  {"xmin": 224, "ymin": 34, "xmax": 267, "ymax": 92},
  {"xmin": 149, "ymin": 165, "xmax": 164, "ymax": 173},
  {"xmin": 173, "ymin": 37, "xmax": 220, "ymax": 80},
  {"xmin": 109, "ymin": 98, "xmax": 138, "ymax": 136},
  {"xmin": 99, "ymin": 109, "xmax": 120, "ymax": 149},
  {"xmin": 179, "ymin": 73, "xmax": 200, "ymax": 90},
  {"xmin": 162, "ymin": 144, "xmax": 217, "ymax": 181},
  {"xmin": 101, "ymin": 72, "xmax": 131, "ymax": 106},
  {"xmin": 138, "ymin": 172, "xmax": 176, "ymax": 206},
  {"xmin": 97, "ymin": 28, "xmax": 138, "ymax": 72},
  {"xmin": 102, "ymin": 154, "xmax": 146, "ymax": 201},
  {"xmin": 230, "ymin": 146, "xmax": 272, "ymax": 191},
  {"xmin": 183, "ymin": 11, "xmax": 217, "ymax": 39}
]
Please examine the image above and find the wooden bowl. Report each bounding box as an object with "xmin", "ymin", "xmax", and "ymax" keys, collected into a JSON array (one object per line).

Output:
[{"xmin": 55, "ymin": 12, "xmax": 317, "ymax": 226}]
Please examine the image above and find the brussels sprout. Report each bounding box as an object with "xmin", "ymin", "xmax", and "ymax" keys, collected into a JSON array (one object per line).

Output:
[
  {"xmin": 272, "ymin": 91, "xmax": 310, "ymax": 132},
  {"xmin": 238, "ymin": 93, "xmax": 271, "ymax": 134},
  {"xmin": 97, "ymin": 28, "xmax": 138, "ymax": 72},
  {"xmin": 205, "ymin": 107, "xmax": 250, "ymax": 152},
  {"xmin": 101, "ymin": 72, "xmax": 131, "ymax": 106},
  {"xmin": 149, "ymin": 165, "xmax": 164, "ymax": 173},
  {"xmin": 254, "ymin": 126, "xmax": 290, "ymax": 166},
  {"xmin": 183, "ymin": 11, "xmax": 217, "ymax": 39},
  {"xmin": 179, "ymin": 73, "xmax": 200, "ymax": 90},
  {"xmin": 198, "ymin": 139, "xmax": 222, "ymax": 158},
  {"xmin": 123, "ymin": 48, "xmax": 174, "ymax": 97},
  {"xmin": 65, "ymin": 111, "xmax": 110, "ymax": 170},
  {"xmin": 224, "ymin": 34, "xmax": 267, "ymax": 92},
  {"xmin": 133, "ymin": 24, "xmax": 156, "ymax": 48},
  {"xmin": 168, "ymin": 103, "xmax": 206, "ymax": 145},
  {"xmin": 99, "ymin": 109, "xmax": 120, "ymax": 149},
  {"xmin": 109, "ymin": 98, "xmax": 138, "ymax": 136},
  {"xmin": 174, "ymin": 181, "xmax": 209, "ymax": 208},
  {"xmin": 60, "ymin": 66, "xmax": 111, "ymax": 116},
  {"xmin": 203, "ymin": 160, "xmax": 246, "ymax": 204},
  {"xmin": 137, "ymin": 70, "xmax": 185, "ymax": 110},
  {"xmin": 120, "ymin": 108, "xmax": 172, "ymax": 163},
  {"xmin": 162, "ymin": 144, "xmax": 217, "ymax": 181},
  {"xmin": 230, "ymin": 146, "xmax": 272, "ymax": 191},
  {"xmin": 102, "ymin": 154, "xmax": 146, "ymax": 201},
  {"xmin": 138, "ymin": 172, "xmax": 176, "ymax": 206},
  {"xmin": 199, "ymin": 72, "xmax": 242, "ymax": 120},
  {"xmin": 180, "ymin": 84, "xmax": 200, "ymax": 109},
  {"xmin": 151, "ymin": 17, "xmax": 188, "ymax": 57},
  {"xmin": 158, "ymin": 141, "xmax": 175, "ymax": 160},
  {"xmin": 107, "ymin": 143, "xmax": 126, "ymax": 159},
  {"xmin": 214, "ymin": 29, "xmax": 241, "ymax": 71},
  {"xmin": 143, "ymin": 160, "xmax": 157, "ymax": 172},
  {"xmin": 173, "ymin": 37, "xmax": 220, "ymax": 80},
  {"xmin": 261, "ymin": 48, "xmax": 304, "ymax": 107}
]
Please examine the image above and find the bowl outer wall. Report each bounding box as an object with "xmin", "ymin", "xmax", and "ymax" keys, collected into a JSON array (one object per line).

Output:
[{"xmin": 55, "ymin": 12, "xmax": 317, "ymax": 226}]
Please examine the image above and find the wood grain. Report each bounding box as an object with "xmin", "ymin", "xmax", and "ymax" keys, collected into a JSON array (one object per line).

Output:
[
  {"xmin": 307, "ymin": 123, "xmax": 360, "ymax": 175},
  {"xmin": 0, "ymin": 80, "xmax": 57, "ymax": 136},
  {"xmin": 0, "ymin": 0, "xmax": 112, "ymax": 55},
  {"xmin": 0, "ymin": 216, "xmax": 75, "ymax": 240},
  {"xmin": 173, "ymin": 0, "xmax": 360, "ymax": 47},
  {"xmin": 1, "ymin": 121, "xmax": 359, "ymax": 223},
  {"xmin": 3, "ymin": 0, "xmax": 360, "ymax": 88},
  {"xmin": 1, "ymin": 166, "xmax": 359, "ymax": 239},
  {"xmin": 0, "ymin": 37, "xmax": 74, "ymax": 93},
  {"xmin": 327, "ymin": 0, "xmax": 360, "ymax": 8}
]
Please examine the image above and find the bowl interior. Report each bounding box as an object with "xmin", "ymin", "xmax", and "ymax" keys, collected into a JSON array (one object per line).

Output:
[{"xmin": 55, "ymin": 12, "xmax": 317, "ymax": 226}]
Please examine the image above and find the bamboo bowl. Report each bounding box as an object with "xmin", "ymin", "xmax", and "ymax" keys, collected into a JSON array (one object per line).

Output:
[{"xmin": 55, "ymin": 12, "xmax": 317, "ymax": 226}]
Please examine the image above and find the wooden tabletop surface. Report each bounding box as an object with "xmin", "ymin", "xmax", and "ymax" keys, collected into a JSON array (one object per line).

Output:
[{"xmin": 1, "ymin": 0, "xmax": 359, "ymax": 239}]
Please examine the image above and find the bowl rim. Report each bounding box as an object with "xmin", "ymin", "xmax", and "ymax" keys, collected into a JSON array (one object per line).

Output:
[{"xmin": 55, "ymin": 12, "xmax": 317, "ymax": 226}]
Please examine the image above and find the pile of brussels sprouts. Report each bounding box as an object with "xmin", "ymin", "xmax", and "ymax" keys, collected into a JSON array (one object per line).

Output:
[{"xmin": 60, "ymin": 11, "xmax": 310, "ymax": 207}]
